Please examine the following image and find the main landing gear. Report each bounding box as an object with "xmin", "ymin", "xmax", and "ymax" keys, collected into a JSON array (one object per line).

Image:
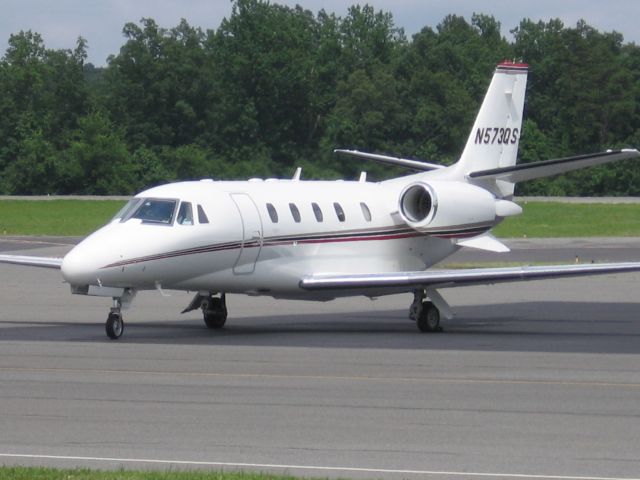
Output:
[
  {"xmin": 181, "ymin": 292, "xmax": 228, "ymax": 329},
  {"xmin": 201, "ymin": 294, "xmax": 227, "ymax": 329},
  {"xmin": 410, "ymin": 289, "xmax": 452, "ymax": 332}
]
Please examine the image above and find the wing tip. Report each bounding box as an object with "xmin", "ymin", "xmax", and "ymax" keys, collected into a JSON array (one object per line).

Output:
[{"xmin": 0, "ymin": 255, "xmax": 64, "ymax": 269}]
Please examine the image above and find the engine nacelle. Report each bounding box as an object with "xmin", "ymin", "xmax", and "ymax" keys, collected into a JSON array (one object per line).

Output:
[{"xmin": 398, "ymin": 181, "xmax": 497, "ymax": 234}]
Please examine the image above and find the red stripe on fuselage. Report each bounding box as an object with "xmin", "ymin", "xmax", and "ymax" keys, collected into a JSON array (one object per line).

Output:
[{"xmin": 100, "ymin": 225, "xmax": 490, "ymax": 269}]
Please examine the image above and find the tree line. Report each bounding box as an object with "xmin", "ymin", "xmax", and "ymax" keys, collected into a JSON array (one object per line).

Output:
[{"xmin": 1, "ymin": 0, "xmax": 639, "ymax": 195}]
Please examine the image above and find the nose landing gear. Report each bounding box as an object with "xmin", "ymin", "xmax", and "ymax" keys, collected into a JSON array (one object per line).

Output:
[
  {"xmin": 106, "ymin": 298, "xmax": 124, "ymax": 339},
  {"xmin": 104, "ymin": 289, "xmax": 136, "ymax": 340}
]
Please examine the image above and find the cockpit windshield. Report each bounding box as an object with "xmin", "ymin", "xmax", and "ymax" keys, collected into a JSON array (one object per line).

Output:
[
  {"xmin": 112, "ymin": 198, "xmax": 142, "ymax": 222},
  {"xmin": 130, "ymin": 199, "xmax": 178, "ymax": 225}
]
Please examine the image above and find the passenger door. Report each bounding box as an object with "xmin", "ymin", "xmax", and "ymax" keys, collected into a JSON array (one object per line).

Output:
[{"xmin": 230, "ymin": 193, "xmax": 263, "ymax": 274}]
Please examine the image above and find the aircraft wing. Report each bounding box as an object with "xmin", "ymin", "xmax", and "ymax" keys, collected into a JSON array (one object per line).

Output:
[
  {"xmin": 0, "ymin": 254, "xmax": 63, "ymax": 269},
  {"xmin": 469, "ymin": 149, "xmax": 640, "ymax": 183},
  {"xmin": 300, "ymin": 262, "xmax": 640, "ymax": 291},
  {"xmin": 334, "ymin": 149, "xmax": 445, "ymax": 171}
]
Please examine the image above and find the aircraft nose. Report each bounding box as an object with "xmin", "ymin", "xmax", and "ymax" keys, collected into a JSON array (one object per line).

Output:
[{"xmin": 61, "ymin": 244, "xmax": 97, "ymax": 286}]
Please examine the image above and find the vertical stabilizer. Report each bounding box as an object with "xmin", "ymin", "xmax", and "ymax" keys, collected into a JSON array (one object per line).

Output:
[{"xmin": 453, "ymin": 62, "xmax": 528, "ymax": 197}]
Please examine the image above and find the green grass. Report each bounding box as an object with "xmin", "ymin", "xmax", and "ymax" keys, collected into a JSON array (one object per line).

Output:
[
  {"xmin": 493, "ymin": 202, "xmax": 640, "ymax": 237},
  {"xmin": 0, "ymin": 467, "xmax": 317, "ymax": 480},
  {"xmin": 0, "ymin": 200, "xmax": 639, "ymax": 238},
  {"xmin": 0, "ymin": 200, "xmax": 126, "ymax": 236}
]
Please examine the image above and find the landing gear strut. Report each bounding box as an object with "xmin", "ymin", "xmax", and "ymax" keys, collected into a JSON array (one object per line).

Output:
[
  {"xmin": 106, "ymin": 298, "xmax": 124, "ymax": 339},
  {"xmin": 410, "ymin": 289, "xmax": 446, "ymax": 332},
  {"xmin": 202, "ymin": 294, "xmax": 227, "ymax": 329}
]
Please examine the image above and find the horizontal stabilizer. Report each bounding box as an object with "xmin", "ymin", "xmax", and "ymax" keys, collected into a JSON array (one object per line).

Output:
[
  {"xmin": 301, "ymin": 262, "xmax": 640, "ymax": 291},
  {"xmin": 334, "ymin": 149, "xmax": 444, "ymax": 171},
  {"xmin": 469, "ymin": 149, "xmax": 640, "ymax": 183},
  {"xmin": 0, "ymin": 254, "xmax": 63, "ymax": 269},
  {"xmin": 456, "ymin": 234, "xmax": 510, "ymax": 253}
]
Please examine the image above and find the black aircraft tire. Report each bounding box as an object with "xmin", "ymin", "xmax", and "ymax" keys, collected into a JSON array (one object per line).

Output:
[
  {"xmin": 106, "ymin": 313, "xmax": 124, "ymax": 339},
  {"xmin": 204, "ymin": 313, "xmax": 227, "ymax": 329},
  {"xmin": 203, "ymin": 296, "xmax": 227, "ymax": 329},
  {"xmin": 417, "ymin": 301, "xmax": 440, "ymax": 333}
]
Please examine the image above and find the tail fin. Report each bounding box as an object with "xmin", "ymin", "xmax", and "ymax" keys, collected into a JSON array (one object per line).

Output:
[{"xmin": 453, "ymin": 62, "xmax": 528, "ymax": 197}]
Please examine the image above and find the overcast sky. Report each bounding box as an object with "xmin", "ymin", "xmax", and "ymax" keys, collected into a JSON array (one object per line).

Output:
[{"xmin": 2, "ymin": 0, "xmax": 639, "ymax": 66}]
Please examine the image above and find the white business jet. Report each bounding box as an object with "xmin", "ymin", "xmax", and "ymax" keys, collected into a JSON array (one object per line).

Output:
[{"xmin": 2, "ymin": 61, "xmax": 640, "ymax": 339}]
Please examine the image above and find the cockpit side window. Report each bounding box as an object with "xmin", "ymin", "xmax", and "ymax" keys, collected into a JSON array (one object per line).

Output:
[
  {"xmin": 197, "ymin": 204, "xmax": 209, "ymax": 224},
  {"xmin": 177, "ymin": 202, "xmax": 194, "ymax": 225},
  {"xmin": 131, "ymin": 199, "xmax": 177, "ymax": 225}
]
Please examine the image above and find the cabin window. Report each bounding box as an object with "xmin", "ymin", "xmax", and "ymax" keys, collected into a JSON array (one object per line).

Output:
[
  {"xmin": 266, "ymin": 203, "xmax": 278, "ymax": 223},
  {"xmin": 289, "ymin": 203, "xmax": 301, "ymax": 223},
  {"xmin": 333, "ymin": 202, "xmax": 346, "ymax": 222},
  {"xmin": 312, "ymin": 202, "xmax": 323, "ymax": 222},
  {"xmin": 177, "ymin": 202, "xmax": 194, "ymax": 225},
  {"xmin": 197, "ymin": 204, "xmax": 209, "ymax": 224},
  {"xmin": 113, "ymin": 198, "xmax": 142, "ymax": 222},
  {"xmin": 360, "ymin": 202, "xmax": 372, "ymax": 222},
  {"xmin": 131, "ymin": 198, "xmax": 177, "ymax": 225}
]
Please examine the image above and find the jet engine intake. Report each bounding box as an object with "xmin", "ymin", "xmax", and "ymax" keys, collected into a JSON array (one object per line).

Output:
[
  {"xmin": 399, "ymin": 183, "xmax": 436, "ymax": 224},
  {"xmin": 398, "ymin": 181, "xmax": 497, "ymax": 233}
]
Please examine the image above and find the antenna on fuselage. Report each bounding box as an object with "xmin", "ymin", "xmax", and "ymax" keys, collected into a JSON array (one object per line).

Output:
[
  {"xmin": 292, "ymin": 167, "xmax": 302, "ymax": 181},
  {"xmin": 359, "ymin": 171, "xmax": 367, "ymax": 182}
]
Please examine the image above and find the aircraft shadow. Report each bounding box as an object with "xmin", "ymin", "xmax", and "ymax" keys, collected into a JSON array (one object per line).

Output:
[{"xmin": 1, "ymin": 301, "xmax": 639, "ymax": 354}]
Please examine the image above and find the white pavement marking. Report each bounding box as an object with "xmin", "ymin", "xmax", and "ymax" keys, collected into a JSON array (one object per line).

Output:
[{"xmin": 0, "ymin": 453, "xmax": 638, "ymax": 480}]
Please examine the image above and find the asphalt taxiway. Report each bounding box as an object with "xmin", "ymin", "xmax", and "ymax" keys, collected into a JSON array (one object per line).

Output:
[{"xmin": 1, "ymin": 237, "xmax": 639, "ymax": 479}]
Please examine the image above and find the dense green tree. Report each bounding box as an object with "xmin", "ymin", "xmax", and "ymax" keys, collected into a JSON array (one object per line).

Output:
[
  {"xmin": 104, "ymin": 18, "xmax": 211, "ymax": 149},
  {"xmin": 0, "ymin": 31, "xmax": 89, "ymax": 193},
  {"xmin": 58, "ymin": 111, "xmax": 137, "ymax": 194},
  {"xmin": 1, "ymin": 116, "xmax": 58, "ymax": 194},
  {"xmin": 320, "ymin": 66, "xmax": 406, "ymax": 179},
  {"xmin": 513, "ymin": 18, "xmax": 640, "ymax": 194},
  {"xmin": 338, "ymin": 4, "xmax": 405, "ymax": 71},
  {"xmin": 209, "ymin": 0, "xmax": 321, "ymax": 170},
  {"xmin": 129, "ymin": 146, "xmax": 171, "ymax": 189},
  {"xmin": 2, "ymin": 2, "xmax": 640, "ymax": 195},
  {"xmin": 394, "ymin": 14, "xmax": 511, "ymax": 163}
]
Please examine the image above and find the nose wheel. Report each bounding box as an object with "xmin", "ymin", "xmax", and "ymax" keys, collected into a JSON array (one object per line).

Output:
[
  {"xmin": 106, "ymin": 298, "xmax": 124, "ymax": 339},
  {"xmin": 106, "ymin": 312, "xmax": 124, "ymax": 339}
]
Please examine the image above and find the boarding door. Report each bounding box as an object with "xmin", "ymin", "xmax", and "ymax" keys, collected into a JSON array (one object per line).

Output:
[{"xmin": 230, "ymin": 193, "xmax": 263, "ymax": 274}]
